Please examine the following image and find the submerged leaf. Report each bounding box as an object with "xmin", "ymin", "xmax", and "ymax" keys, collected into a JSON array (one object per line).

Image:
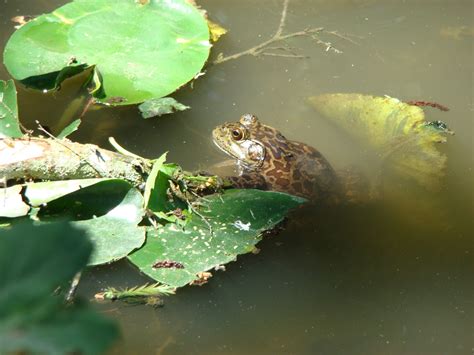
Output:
[
  {"xmin": 3, "ymin": 0, "xmax": 211, "ymax": 105},
  {"xmin": 139, "ymin": 97, "xmax": 190, "ymax": 119},
  {"xmin": 0, "ymin": 80, "xmax": 22, "ymax": 138},
  {"xmin": 128, "ymin": 189, "xmax": 306, "ymax": 287},
  {"xmin": 208, "ymin": 20, "xmax": 228, "ymax": 42},
  {"xmin": 96, "ymin": 282, "xmax": 176, "ymax": 301},
  {"xmin": 309, "ymin": 93, "xmax": 453, "ymax": 189}
]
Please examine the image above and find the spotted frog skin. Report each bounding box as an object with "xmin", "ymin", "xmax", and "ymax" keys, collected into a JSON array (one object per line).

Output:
[{"xmin": 212, "ymin": 114, "xmax": 340, "ymax": 200}]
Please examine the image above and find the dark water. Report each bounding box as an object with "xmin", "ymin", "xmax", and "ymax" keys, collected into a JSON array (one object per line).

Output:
[{"xmin": 1, "ymin": 0, "xmax": 473, "ymax": 354}]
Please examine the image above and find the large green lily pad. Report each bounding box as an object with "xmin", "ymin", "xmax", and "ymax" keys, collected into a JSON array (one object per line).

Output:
[
  {"xmin": 128, "ymin": 189, "xmax": 306, "ymax": 287},
  {"xmin": 3, "ymin": 0, "xmax": 210, "ymax": 105}
]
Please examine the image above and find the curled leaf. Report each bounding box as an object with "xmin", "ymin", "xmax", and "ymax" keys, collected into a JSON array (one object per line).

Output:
[{"xmin": 309, "ymin": 93, "xmax": 453, "ymax": 189}]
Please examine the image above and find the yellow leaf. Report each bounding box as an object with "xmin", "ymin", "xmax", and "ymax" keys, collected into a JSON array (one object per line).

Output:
[{"xmin": 309, "ymin": 93, "xmax": 454, "ymax": 190}]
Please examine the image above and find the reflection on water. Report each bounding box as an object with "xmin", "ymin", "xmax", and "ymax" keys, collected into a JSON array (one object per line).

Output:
[{"xmin": 0, "ymin": 0, "xmax": 472, "ymax": 354}]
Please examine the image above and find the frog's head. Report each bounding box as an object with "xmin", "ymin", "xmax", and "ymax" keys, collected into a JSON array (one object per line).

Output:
[{"xmin": 212, "ymin": 114, "xmax": 266, "ymax": 169}]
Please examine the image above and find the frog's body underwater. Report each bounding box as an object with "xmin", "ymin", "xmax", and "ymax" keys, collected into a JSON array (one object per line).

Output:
[{"xmin": 212, "ymin": 114, "xmax": 342, "ymax": 202}]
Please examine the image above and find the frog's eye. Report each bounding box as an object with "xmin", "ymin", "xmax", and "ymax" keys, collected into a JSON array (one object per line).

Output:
[{"xmin": 231, "ymin": 128, "xmax": 244, "ymax": 141}]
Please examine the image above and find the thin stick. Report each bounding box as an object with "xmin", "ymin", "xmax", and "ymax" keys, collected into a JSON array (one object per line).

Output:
[
  {"xmin": 66, "ymin": 271, "xmax": 82, "ymax": 303},
  {"xmin": 212, "ymin": 0, "xmax": 352, "ymax": 65},
  {"xmin": 275, "ymin": 0, "xmax": 290, "ymax": 37}
]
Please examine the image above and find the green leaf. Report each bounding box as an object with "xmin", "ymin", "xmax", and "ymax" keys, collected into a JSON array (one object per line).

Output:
[
  {"xmin": 72, "ymin": 185, "xmax": 145, "ymax": 265},
  {"xmin": 309, "ymin": 93, "xmax": 453, "ymax": 189},
  {"xmin": 128, "ymin": 189, "xmax": 306, "ymax": 287},
  {"xmin": 37, "ymin": 179, "xmax": 141, "ymax": 219},
  {"xmin": 2, "ymin": 179, "xmax": 145, "ymax": 265},
  {"xmin": 3, "ymin": 0, "xmax": 211, "ymax": 105},
  {"xmin": 36, "ymin": 180, "xmax": 145, "ymax": 266},
  {"xmin": 57, "ymin": 118, "xmax": 81, "ymax": 139},
  {"xmin": 0, "ymin": 222, "xmax": 119, "ymax": 354},
  {"xmin": 144, "ymin": 152, "xmax": 168, "ymax": 211},
  {"xmin": 139, "ymin": 97, "xmax": 190, "ymax": 119},
  {"xmin": 1, "ymin": 178, "xmax": 134, "ymax": 218},
  {"xmin": 24, "ymin": 178, "xmax": 112, "ymax": 208},
  {"xmin": 0, "ymin": 79, "xmax": 22, "ymax": 138}
]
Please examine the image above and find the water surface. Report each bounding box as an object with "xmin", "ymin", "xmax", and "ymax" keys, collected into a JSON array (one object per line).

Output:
[{"xmin": 1, "ymin": 0, "xmax": 472, "ymax": 354}]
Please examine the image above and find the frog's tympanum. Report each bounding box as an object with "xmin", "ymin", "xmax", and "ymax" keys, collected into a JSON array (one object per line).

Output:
[{"xmin": 212, "ymin": 114, "xmax": 340, "ymax": 201}]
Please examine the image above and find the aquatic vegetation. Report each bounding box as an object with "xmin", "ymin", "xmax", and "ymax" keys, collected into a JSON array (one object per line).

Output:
[
  {"xmin": 0, "ymin": 80, "xmax": 305, "ymax": 291},
  {"xmin": 309, "ymin": 93, "xmax": 453, "ymax": 190},
  {"xmin": 3, "ymin": 0, "xmax": 211, "ymax": 110},
  {"xmin": 0, "ymin": 223, "xmax": 119, "ymax": 354}
]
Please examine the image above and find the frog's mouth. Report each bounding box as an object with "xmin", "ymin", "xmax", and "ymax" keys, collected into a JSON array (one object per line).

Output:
[{"xmin": 212, "ymin": 129, "xmax": 265, "ymax": 169}]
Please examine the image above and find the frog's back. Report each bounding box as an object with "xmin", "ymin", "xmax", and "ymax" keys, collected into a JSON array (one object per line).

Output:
[
  {"xmin": 288, "ymin": 141, "xmax": 339, "ymax": 199},
  {"xmin": 259, "ymin": 137, "xmax": 339, "ymax": 200}
]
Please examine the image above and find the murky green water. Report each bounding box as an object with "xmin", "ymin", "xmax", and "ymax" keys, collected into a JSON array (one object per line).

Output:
[{"xmin": 1, "ymin": 0, "xmax": 473, "ymax": 354}]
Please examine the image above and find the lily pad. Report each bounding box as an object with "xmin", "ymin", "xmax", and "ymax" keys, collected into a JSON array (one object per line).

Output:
[
  {"xmin": 128, "ymin": 189, "xmax": 306, "ymax": 287},
  {"xmin": 309, "ymin": 93, "xmax": 453, "ymax": 189},
  {"xmin": 0, "ymin": 80, "xmax": 22, "ymax": 138},
  {"xmin": 3, "ymin": 0, "xmax": 211, "ymax": 105},
  {"xmin": 0, "ymin": 222, "xmax": 119, "ymax": 354}
]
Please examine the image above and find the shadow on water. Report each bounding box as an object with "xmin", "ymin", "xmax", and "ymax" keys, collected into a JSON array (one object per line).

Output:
[{"xmin": 0, "ymin": 0, "xmax": 472, "ymax": 354}]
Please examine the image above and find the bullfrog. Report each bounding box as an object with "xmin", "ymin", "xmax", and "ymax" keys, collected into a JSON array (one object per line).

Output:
[{"xmin": 212, "ymin": 114, "xmax": 341, "ymax": 201}]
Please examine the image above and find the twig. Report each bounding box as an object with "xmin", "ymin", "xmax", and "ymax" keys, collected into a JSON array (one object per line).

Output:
[
  {"xmin": 65, "ymin": 271, "xmax": 82, "ymax": 303},
  {"xmin": 275, "ymin": 0, "xmax": 290, "ymax": 37},
  {"xmin": 324, "ymin": 30, "xmax": 362, "ymax": 45},
  {"xmin": 78, "ymin": 96, "xmax": 96, "ymax": 119},
  {"xmin": 213, "ymin": 0, "xmax": 353, "ymax": 64},
  {"xmin": 260, "ymin": 52, "xmax": 307, "ymax": 59}
]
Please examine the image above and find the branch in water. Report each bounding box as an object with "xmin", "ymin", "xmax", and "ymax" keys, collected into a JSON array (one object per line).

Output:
[{"xmin": 213, "ymin": 0, "xmax": 359, "ymax": 64}]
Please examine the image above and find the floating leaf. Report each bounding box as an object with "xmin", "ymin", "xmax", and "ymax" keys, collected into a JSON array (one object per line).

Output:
[
  {"xmin": 0, "ymin": 80, "xmax": 22, "ymax": 138},
  {"xmin": 23, "ymin": 178, "xmax": 110, "ymax": 209},
  {"xmin": 139, "ymin": 97, "xmax": 190, "ymax": 118},
  {"xmin": 128, "ymin": 189, "xmax": 306, "ymax": 287},
  {"xmin": 0, "ymin": 222, "xmax": 119, "ymax": 354},
  {"xmin": 3, "ymin": 0, "xmax": 211, "ymax": 105},
  {"xmin": 57, "ymin": 118, "xmax": 81, "ymax": 139},
  {"xmin": 309, "ymin": 93, "xmax": 453, "ymax": 189},
  {"xmin": 33, "ymin": 179, "xmax": 146, "ymax": 266}
]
